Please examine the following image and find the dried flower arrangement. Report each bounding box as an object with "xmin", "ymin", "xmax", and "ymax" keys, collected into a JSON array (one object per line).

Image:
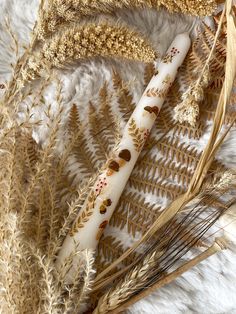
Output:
[{"xmin": 0, "ymin": 0, "xmax": 236, "ymax": 313}]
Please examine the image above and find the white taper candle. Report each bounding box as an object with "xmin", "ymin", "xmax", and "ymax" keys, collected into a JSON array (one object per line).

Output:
[{"xmin": 56, "ymin": 33, "xmax": 191, "ymax": 281}]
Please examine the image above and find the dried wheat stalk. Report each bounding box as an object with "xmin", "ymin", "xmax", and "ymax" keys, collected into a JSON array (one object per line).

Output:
[
  {"xmin": 106, "ymin": 237, "xmax": 228, "ymax": 314},
  {"xmin": 93, "ymin": 251, "xmax": 162, "ymax": 314}
]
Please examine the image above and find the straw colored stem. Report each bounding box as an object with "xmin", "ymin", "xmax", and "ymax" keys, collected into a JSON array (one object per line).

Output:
[{"xmin": 106, "ymin": 238, "xmax": 228, "ymax": 314}]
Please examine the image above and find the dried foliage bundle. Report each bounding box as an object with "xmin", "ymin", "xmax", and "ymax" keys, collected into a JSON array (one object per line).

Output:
[
  {"xmin": 0, "ymin": 0, "xmax": 236, "ymax": 313},
  {"xmin": 37, "ymin": 0, "xmax": 217, "ymax": 40},
  {"xmin": 0, "ymin": 85, "xmax": 98, "ymax": 313}
]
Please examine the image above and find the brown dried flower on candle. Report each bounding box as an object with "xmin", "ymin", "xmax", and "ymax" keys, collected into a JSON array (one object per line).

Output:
[{"xmin": 19, "ymin": 22, "xmax": 157, "ymax": 85}]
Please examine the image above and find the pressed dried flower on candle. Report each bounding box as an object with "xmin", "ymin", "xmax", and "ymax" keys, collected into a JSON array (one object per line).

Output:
[{"xmin": 19, "ymin": 23, "xmax": 157, "ymax": 85}]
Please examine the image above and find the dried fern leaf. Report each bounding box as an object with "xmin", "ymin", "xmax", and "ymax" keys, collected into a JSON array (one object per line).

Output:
[
  {"xmin": 156, "ymin": 137, "xmax": 200, "ymax": 168},
  {"xmin": 97, "ymin": 83, "xmax": 118, "ymax": 145},
  {"xmin": 182, "ymin": 19, "xmax": 227, "ymax": 91},
  {"xmin": 154, "ymin": 105, "xmax": 174, "ymax": 133},
  {"xmin": 201, "ymin": 101, "xmax": 236, "ymax": 125},
  {"xmin": 68, "ymin": 104, "xmax": 97, "ymax": 176},
  {"xmin": 144, "ymin": 62, "xmax": 156, "ymax": 87},
  {"xmin": 68, "ymin": 103, "xmax": 81, "ymax": 134},
  {"xmin": 97, "ymin": 236, "xmax": 138, "ymax": 270},
  {"xmin": 129, "ymin": 175, "xmax": 185, "ymax": 199},
  {"xmin": 135, "ymin": 157, "xmax": 194, "ymax": 187},
  {"xmin": 88, "ymin": 103, "xmax": 110, "ymax": 166},
  {"xmin": 112, "ymin": 70, "xmax": 135, "ymax": 121},
  {"xmin": 110, "ymin": 192, "xmax": 160, "ymax": 236}
]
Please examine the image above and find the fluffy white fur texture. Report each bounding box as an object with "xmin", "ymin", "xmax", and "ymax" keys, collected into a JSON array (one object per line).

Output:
[{"xmin": 0, "ymin": 1, "xmax": 236, "ymax": 313}]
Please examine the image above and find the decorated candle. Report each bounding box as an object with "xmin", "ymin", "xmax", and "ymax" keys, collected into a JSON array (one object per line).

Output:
[{"xmin": 56, "ymin": 33, "xmax": 191, "ymax": 281}]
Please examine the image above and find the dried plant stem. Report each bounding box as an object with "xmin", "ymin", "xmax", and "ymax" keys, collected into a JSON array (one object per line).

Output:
[
  {"xmin": 174, "ymin": 7, "xmax": 226, "ymax": 126},
  {"xmin": 104, "ymin": 238, "xmax": 228, "ymax": 314},
  {"xmin": 199, "ymin": 7, "xmax": 226, "ymax": 84}
]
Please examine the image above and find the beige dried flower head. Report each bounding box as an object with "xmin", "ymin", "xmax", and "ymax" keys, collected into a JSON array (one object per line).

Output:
[
  {"xmin": 20, "ymin": 22, "xmax": 158, "ymax": 84},
  {"xmin": 36, "ymin": 0, "xmax": 217, "ymax": 40},
  {"xmin": 174, "ymin": 96, "xmax": 200, "ymax": 127},
  {"xmin": 174, "ymin": 68, "xmax": 211, "ymax": 127}
]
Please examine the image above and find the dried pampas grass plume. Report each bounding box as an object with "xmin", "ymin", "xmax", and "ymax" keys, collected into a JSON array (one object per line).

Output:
[
  {"xmin": 37, "ymin": 0, "xmax": 217, "ymax": 40},
  {"xmin": 20, "ymin": 22, "xmax": 158, "ymax": 85}
]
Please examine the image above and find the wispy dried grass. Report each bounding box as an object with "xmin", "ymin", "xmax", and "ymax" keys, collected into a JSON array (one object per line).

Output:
[{"xmin": 0, "ymin": 81, "xmax": 96, "ymax": 313}]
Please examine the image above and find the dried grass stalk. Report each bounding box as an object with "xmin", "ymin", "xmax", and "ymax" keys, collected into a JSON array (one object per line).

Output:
[
  {"xmin": 174, "ymin": 5, "xmax": 226, "ymax": 127},
  {"xmin": 0, "ymin": 81, "xmax": 98, "ymax": 313}
]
